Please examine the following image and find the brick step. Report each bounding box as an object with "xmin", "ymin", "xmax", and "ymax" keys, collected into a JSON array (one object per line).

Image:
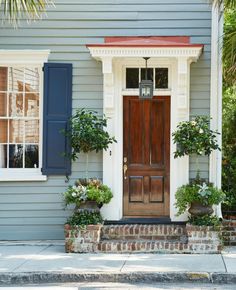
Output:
[
  {"xmin": 98, "ymin": 240, "xmax": 189, "ymax": 253},
  {"xmin": 101, "ymin": 224, "xmax": 187, "ymax": 241}
]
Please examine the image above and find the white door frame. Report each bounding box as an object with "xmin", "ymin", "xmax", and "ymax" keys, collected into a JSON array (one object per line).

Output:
[{"xmin": 87, "ymin": 46, "xmax": 203, "ymax": 221}]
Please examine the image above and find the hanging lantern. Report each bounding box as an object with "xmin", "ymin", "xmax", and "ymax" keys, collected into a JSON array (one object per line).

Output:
[{"xmin": 139, "ymin": 57, "xmax": 153, "ymax": 99}]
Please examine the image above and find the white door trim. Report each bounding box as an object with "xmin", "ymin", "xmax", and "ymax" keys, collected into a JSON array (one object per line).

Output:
[{"xmin": 88, "ymin": 48, "xmax": 203, "ymax": 221}]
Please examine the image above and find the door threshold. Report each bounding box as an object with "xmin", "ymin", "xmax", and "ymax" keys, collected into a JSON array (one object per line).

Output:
[{"xmin": 104, "ymin": 218, "xmax": 186, "ymax": 225}]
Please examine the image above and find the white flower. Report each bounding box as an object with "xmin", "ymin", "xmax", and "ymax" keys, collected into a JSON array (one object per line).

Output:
[
  {"xmin": 199, "ymin": 129, "xmax": 204, "ymax": 134},
  {"xmin": 72, "ymin": 192, "xmax": 77, "ymax": 197},
  {"xmin": 191, "ymin": 121, "xmax": 196, "ymax": 126}
]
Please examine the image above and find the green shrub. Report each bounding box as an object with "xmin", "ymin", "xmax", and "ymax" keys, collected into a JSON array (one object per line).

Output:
[
  {"xmin": 66, "ymin": 211, "xmax": 103, "ymax": 226},
  {"xmin": 188, "ymin": 214, "xmax": 221, "ymax": 227},
  {"xmin": 222, "ymin": 87, "xmax": 236, "ymax": 211}
]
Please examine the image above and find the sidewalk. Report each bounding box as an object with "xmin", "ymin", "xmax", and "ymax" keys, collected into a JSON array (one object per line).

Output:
[{"xmin": 0, "ymin": 242, "xmax": 236, "ymax": 285}]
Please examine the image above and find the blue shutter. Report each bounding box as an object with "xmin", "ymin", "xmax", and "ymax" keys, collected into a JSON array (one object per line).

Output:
[{"xmin": 42, "ymin": 63, "xmax": 72, "ymax": 175}]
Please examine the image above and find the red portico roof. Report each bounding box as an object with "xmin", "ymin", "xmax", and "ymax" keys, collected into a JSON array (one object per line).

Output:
[{"xmin": 87, "ymin": 36, "xmax": 204, "ymax": 49}]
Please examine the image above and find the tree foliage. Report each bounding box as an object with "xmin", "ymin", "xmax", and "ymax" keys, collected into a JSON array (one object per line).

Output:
[{"xmin": 0, "ymin": 0, "xmax": 54, "ymax": 26}]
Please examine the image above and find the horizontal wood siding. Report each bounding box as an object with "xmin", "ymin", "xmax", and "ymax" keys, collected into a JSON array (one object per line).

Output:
[{"xmin": 0, "ymin": 0, "xmax": 211, "ymax": 239}]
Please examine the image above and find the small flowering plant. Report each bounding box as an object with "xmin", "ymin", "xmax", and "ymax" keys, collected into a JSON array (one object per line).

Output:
[
  {"xmin": 172, "ymin": 116, "xmax": 220, "ymax": 158},
  {"xmin": 175, "ymin": 180, "xmax": 225, "ymax": 216},
  {"xmin": 63, "ymin": 178, "xmax": 113, "ymax": 208}
]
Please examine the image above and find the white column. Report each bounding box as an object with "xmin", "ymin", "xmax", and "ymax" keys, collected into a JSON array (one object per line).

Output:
[
  {"xmin": 170, "ymin": 57, "xmax": 190, "ymax": 221},
  {"xmin": 99, "ymin": 57, "xmax": 120, "ymax": 220}
]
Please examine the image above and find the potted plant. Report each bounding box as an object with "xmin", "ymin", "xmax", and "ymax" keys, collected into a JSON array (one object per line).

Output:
[
  {"xmin": 63, "ymin": 109, "xmax": 116, "ymax": 252},
  {"xmin": 172, "ymin": 116, "xmax": 224, "ymax": 220},
  {"xmin": 63, "ymin": 178, "xmax": 113, "ymax": 213},
  {"xmin": 175, "ymin": 180, "xmax": 225, "ymax": 218}
]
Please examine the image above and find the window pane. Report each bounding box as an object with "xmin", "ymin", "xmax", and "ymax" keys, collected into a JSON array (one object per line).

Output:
[
  {"xmin": 9, "ymin": 93, "xmax": 23, "ymax": 117},
  {"xmin": 0, "ymin": 144, "xmax": 7, "ymax": 168},
  {"xmin": 9, "ymin": 144, "xmax": 23, "ymax": 168},
  {"xmin": 126, "ymin": 68, "xmax": 139, "ymax": 88},
  {"xmin": 25, "ymin": 93, "xmax": 39, "ymax": 117},
  {"xmin": 9, "ymin": 67, "xmax": 24, "ymax": 92},
  {"xmin": 25, "ymin": 68, "xmax": 39, "ymax": 92},
  {"xmin": 0, "ymin": 93, "xmax": 7, "ymax": 116},
  {"xmin": 0, "ymin": 67, "xmax": 8, "ymax": 91},
  {"xmin": 0, "ymin": 120, "xmax": 8, "ymax": 143},
  {"xmin": 155, "ymin": 68, "xmax": 168, "ymax": 89},
  {"xmin": 25, "ymin": 145, "xmax": 38, "ymax": 168},
  {"xmin": 9, "ymin": 120, "xmax": 24, "ymax": 143},
  {"xmin": 141, "ymin": 68, "xmax": 153, "ymax": 81},
  {"xmin": 25, "ymin": 120, "xmax": 39, "ymax": 143}
]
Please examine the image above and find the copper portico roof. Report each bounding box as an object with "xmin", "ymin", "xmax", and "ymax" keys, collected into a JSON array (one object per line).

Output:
[{"xmin": 86, "ymin": 36, "xmax": 204, "ymax": 49}]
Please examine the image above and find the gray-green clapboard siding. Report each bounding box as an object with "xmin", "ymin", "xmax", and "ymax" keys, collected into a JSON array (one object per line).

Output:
[{"xmin": 0, "ymin": 0, "xmax": 212, "ymax": 240}]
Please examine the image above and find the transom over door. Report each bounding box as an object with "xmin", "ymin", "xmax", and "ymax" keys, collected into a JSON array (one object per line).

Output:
[{"xmin": 123, "ymin": 96, "xmax": 170, "ymax": 217}]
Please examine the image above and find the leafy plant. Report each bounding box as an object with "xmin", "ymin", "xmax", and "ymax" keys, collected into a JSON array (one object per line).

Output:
[
  {"xmin": 66, "ymin": 210, "xmax": 103, "ymax": 226},
  {"xmin": 0, "ymin": 0, "xmax": 55, "ymax": 27},
  {"xmin": 175, "ymin": 182, "xmax": 225, "ymax": 216},
  {"xmin": 65, "ymin": 109, "xmax": 116, "ymax": 179},
  {"xmin": 222, "ymin": 87, "xmax": 236, "ymax": 211},
  {"xmin": 172, "ymin": 116, "xmax": 220, "ymax": 159},
  {"xmin": 188, "ymin": 214, "xmax": 221, "ymax": 227},
  {"xmin": 63, "ymin": 178, "xmax": 113, "ymax": 207}
]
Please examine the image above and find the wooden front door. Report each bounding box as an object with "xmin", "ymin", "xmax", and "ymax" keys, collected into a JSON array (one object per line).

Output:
[{"xmin": 123, "ymin": 96, "xmax": 170, "ymax": 217}]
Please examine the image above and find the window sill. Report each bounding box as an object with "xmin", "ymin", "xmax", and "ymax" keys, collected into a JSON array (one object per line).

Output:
[{"xmin": 0, "ymin": 169, "xmax": 47, "ymax": 181}]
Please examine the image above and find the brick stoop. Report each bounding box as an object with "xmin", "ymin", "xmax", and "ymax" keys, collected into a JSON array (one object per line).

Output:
[
  {"xmin": 98, "ymin": 224, "xmax": 189, "ymax": 253},
  {"xmin": 65, "ymin": 223, "xmax": 224, "ymax": 254}
]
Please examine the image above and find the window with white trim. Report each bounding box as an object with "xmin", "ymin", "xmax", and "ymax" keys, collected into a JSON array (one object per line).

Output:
[
  {"xmin": 0, "ymin": 66, "xmax": 40, "ymax": 169},
  {"xmin": 126, "ymin": 67, "xmax": 169, "ymax": 89}
]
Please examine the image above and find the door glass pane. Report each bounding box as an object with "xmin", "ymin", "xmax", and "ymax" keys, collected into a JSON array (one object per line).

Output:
[
  {"xmin": 0, "ymin": 93, "xmax": 7, "ymax": 116},
  {"xmin": 9, "ymin": 67, "xmax": 24, "ymax": 92},
  {"xmin": 126, "ymin": 68, "xmax": 139, "ymax": 88},
  {"xmin": 0, "ymin": 67, "xmax": 8, "ymax": 91},
  {"xmin": 141, "ymin": 68, "xmax": 153, "ymax": 81},
  {"xmin": 9, "ymin": 93, "xmax": 24, "ymax": 117},
  {"xmin": 0, "ymin": 144, "xmax": 7, "ymax": 168},
  {"xmin": 9, "ymin": 144, "xmax": 23, "ymax": 168},
  {"xmin": 25, "ymin": 68, "xmax": 39, "ymax": 92},
  {"xmin": 25, "ymin": 120, "xmax": 39, "ymax": 143},
  {"xmin": 25, "ymin": 93, "xmax": 39, "ymax": 117},
  {"xmin": 0, "ymin": 120, "xmax": 8, "ymax": 143},
  {"xmin": 9, "ymin": 120, "xmax": 24, "ymax": 143},
  {"xmin": 25, "ymin": 145, "xmax": 38, "ymax": 168},
  {"xmin": 155, "ymin": 68, "xmax": 168, "ymax": 89}
]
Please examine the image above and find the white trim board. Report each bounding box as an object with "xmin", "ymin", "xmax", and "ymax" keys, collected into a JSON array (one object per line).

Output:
[
  {"xmin": 210, "ymin": 1, "xmax": 223, "ymax": 217},
  {"xmin": 88, "ymin": 46, "xmax": 203, "ymax": 221}
]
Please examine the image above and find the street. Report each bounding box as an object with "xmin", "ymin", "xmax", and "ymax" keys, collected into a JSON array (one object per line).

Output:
[{"xmin": 0, "ymin": 283, "xmax": 235, "ymax": 290}]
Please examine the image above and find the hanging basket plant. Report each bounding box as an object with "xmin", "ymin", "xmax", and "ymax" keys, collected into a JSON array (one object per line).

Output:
[{"xmin": 65, "ymin": 108, "xmax": 116, "ymax": 179}]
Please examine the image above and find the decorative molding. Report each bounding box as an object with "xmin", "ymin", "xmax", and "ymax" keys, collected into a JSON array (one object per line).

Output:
[
  {"xmin": 0, "ymin": 50, "xmax": 50, "ymax": 64},
  {"xmin": 88, "ymin": 47, "xmax": 203, "ymax": 61}
]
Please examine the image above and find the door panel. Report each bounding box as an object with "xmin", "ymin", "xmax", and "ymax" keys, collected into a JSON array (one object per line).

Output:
[{"xmin": 123, "ymin": 96, "xmax": 170, "ymax": 217}]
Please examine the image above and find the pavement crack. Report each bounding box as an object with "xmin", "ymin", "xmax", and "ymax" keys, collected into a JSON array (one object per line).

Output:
[
  {"xmin": 11, "ymin": 244, "xmax": 51, "ymax": 272},
  {"xmin": 120, "ymin": 254, "xmax": 130, "ymax": 273},
  {"xmin": 221, "ymin": 252, "xmax": 228, "ymax": 273}
]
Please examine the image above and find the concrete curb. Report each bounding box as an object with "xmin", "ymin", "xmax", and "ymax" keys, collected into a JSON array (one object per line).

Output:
[{"xmin": 0, "ymin": 271, "xmax": 236, "ymax": 285}]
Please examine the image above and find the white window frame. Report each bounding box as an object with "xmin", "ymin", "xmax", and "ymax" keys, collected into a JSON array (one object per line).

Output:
[
  {"xmin": 122, "ymin": 61, "xmax": 172, "ymax": 96},
  {"xmin": 0, "ymin": 50, "xmax": 50, "ymax": 181},
  {"xmin": 124, "ymin": 65, "xmax": 171, "ymax": 92}
]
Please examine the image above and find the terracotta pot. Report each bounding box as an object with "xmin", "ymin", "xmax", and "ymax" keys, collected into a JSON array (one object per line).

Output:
[
  {"xmin": 188, "ymin": 201, "xmax": 213, "ymax": 217},
  {"xmin": 75, "ymin": 200, "xmax": 100, "ymax": 213}
]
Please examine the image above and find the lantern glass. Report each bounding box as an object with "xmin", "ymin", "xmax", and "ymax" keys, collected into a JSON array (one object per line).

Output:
[{"xmin": 139, "ymin": 80, "xmax": 153, "ymax": 99}]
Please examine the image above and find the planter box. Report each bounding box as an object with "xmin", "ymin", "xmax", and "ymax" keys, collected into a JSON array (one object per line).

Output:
[
  {"xmin": 64, "ymin": 224, "xmax": 103, "ymax": 253},
  {"xmin": 186, "ymin": 224, "xmax": 222, "ymax": 254}
]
